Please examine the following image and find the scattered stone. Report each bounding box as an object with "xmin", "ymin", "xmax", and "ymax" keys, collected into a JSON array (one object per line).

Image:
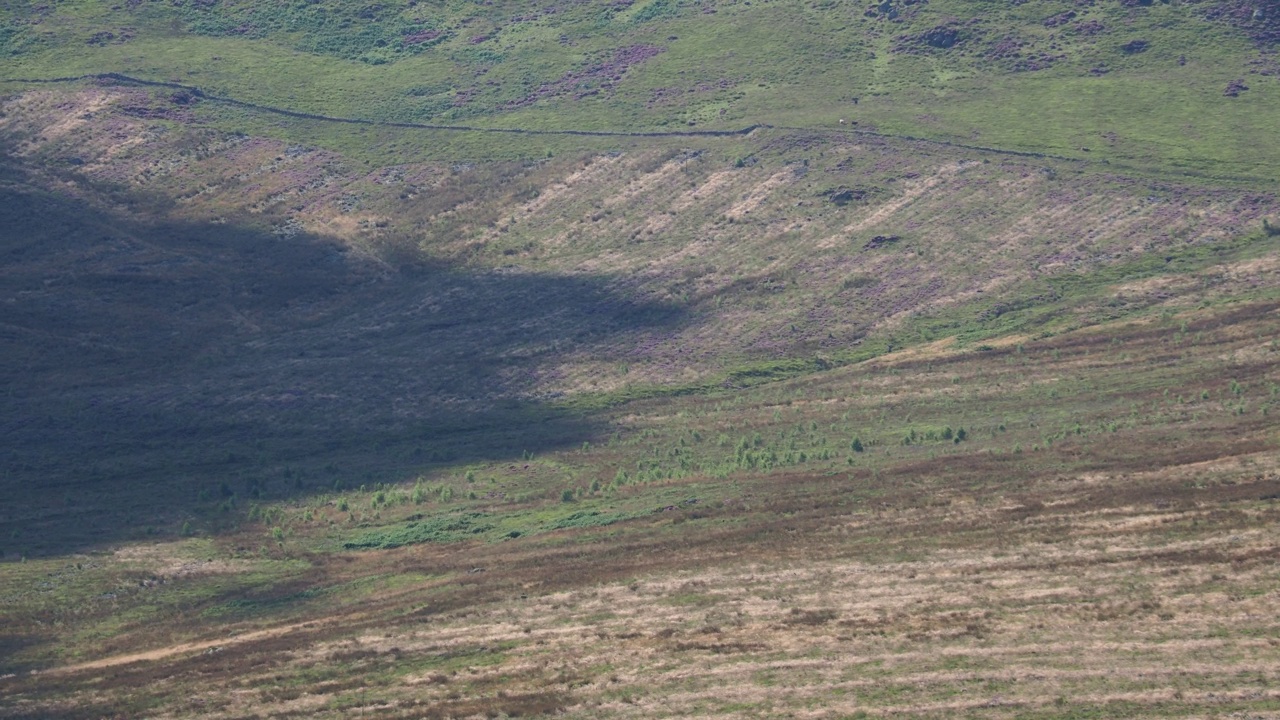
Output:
[
  {"xmin": 1120, "ymin": 38, "xmax": 1150, "ymax": 53},
  {"xmin": 272, "ymin": 218, "xmax": 304, "ymax": 239}
]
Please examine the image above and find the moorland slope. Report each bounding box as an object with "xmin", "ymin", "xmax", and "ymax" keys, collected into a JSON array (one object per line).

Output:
[{"xmin": 1, "ymin": 0, "xmax": 1279, "ymax": 717}]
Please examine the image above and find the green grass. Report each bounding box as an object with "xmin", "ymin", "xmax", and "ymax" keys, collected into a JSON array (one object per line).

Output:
[
  {"xmin": 341, "ymin": 497, "xmax": 663, "ymax": 550},
  {"xmin": 1, "ymin": 1, "xmax": 1279, "ymax": 714},
  {"xmin": 4, "ymin": 0, "xmax": 1278, "ymax": 174},
  {"xmin": 343, "ymin": 512, "xmax": 496, "ymax": 550}
]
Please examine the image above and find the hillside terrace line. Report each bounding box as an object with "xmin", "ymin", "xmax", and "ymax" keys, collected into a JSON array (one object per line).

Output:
[
  {"xmin": 11, "ymin": 72, "xmax": 1085, "ymax": 162},
  {"xmin": 15, "ymin": 72, "xmax": 1280, "ymax": 183}
]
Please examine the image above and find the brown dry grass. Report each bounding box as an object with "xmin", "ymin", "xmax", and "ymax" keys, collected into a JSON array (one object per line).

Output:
[
  {"xmin": 2, "ymin": 85, "xmax": 1280, "ymax": 719},
  {"xmin": 5, "ymin": 86, "xmax": 1277, "ymax": 397},
  {"xmin": 4, "ymin": 299, "xmax": 1278, "ymax": 718}
]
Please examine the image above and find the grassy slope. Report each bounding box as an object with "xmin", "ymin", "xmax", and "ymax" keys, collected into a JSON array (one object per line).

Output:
[
  {"xmin": 1, "ymin": 91, "xmax": 1278, "ymax": 714},
  {"xmin": 3, "ymin": 290, "xmax": 1278, "ymax": 717},
  {"xmin": 1, "ymin": 0, "xmax": 1279, "ymax": 716},
  {"xmin": 3, "ymin": 0, "xmax": 1279, "ymax": 175}
]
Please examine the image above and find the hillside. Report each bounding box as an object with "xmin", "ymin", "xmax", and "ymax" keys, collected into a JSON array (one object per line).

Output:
[
  {"xmin": 2, "ymin": 0, "xmax": 1280, "ymax": 717},
  {"xmin": 4, "ymin": 0, "xmax": 1280, "ymax": 173}
]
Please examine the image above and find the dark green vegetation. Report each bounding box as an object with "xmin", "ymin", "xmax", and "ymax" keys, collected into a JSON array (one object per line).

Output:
[
  {"xmin": 3, "ymin": 0, "xmax": 1280, "ymax": 173},
  {"xmin": 1, "ymin": 0, "xmax": 1279, "ymax": 717}
]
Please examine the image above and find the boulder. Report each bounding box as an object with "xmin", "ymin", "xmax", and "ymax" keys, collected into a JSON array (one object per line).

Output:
[{"xmin": 922, "ymin": 26, "xmax": 961, "ymax": 48}]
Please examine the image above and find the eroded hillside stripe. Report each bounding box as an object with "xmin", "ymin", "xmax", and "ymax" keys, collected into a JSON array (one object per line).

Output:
[{"xmin": 768, "ymin": 124, "xmax": 1082, "ymax": 163}]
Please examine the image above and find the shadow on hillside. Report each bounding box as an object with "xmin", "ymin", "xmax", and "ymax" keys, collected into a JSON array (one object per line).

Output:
[{"xmin": 0, "ymin": 149, "xmax": 685, "ymax": 558}]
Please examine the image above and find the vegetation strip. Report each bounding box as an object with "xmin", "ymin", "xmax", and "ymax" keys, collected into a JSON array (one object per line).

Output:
[
  {"xmin": 0, "ymin": 74, "xmax": 1144, "ymax": 169},
  {"xmin": 10, "ymin": 75, "xmax": 1275, "ymax": 185},
  {"xmin": 4, "ymin": 73, "xmax": 765, "ymax": 139}
]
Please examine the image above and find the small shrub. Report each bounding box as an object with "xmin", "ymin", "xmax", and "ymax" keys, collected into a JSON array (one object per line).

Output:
[{"xmin": 343, "ymin": 513, "xmax": 494, "ymax": 549}]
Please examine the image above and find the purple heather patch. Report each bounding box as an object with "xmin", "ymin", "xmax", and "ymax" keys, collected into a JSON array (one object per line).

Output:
[
  {"xmin": 1070, "ymin": 19, "xmax": 1107, "ymax": 36},
  {"xmin": 402, "ymin": 29, "xmax": 442, "ymax": 45},
  {"xmin": 647, "ymin": 78, "xmax": 736, "ymax": 108},
  {"xmin": 505, "ymin": 44, "xmax": 664, "ymax": 109}
]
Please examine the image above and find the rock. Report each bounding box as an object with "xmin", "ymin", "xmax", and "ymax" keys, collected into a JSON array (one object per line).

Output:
[
  {"xmin": 864, "ymin": 235, "xmax": 901, "ymax": 249},
  {"xmin": 1224, "ymin": 79, "xmax": 1250, "ymax": 96},
  {"xmin": 825, "ymin": 187, "xmax": 872, "ymax": 205},
  {"xmin": 922, "ymin": 26, "xmax": 961, "ymax": 48},
  {"xmin": 1120, "ymin": 39, "xmax": 1150, "ymax": 53}
]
